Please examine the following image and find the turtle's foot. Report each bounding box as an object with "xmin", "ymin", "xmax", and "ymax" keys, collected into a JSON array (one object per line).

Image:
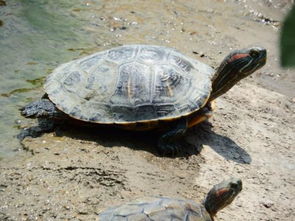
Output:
[
  {"xmin": 157, "ymin": 138, "xmax": 199, "ymax": 157},
  {"xmin": 17, "ymin": 119, "xmax": 56, "ymax": 140},
  {"xmin": 157, "ymin": 118, "xmax": 188, "ymax": 156},
  {"xmin": 157, "ymin": 138, "xmax": 181, "ymax": 156},
  {"xmin": 20, "ymin": 98, "xmax": 60, "ymax": 119}
]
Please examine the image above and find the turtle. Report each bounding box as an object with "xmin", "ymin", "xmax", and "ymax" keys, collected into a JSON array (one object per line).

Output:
[
  {"xmin": 98, "ymin": 177, "xmax": 242, "ymax": 221},
  {"xmin": 20, "ymin": 45, "xmax": 266, "ymax": 154}
]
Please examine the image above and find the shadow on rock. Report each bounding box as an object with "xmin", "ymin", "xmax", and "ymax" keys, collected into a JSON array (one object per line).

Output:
[
  {"xmin": 187, "ymin": 122, "xmax": 252, "ymax": 164},
  {"xmin": 18, "ymin": 120, "xmax": 250, "ymax": 163},
  {"xmin": 61, "ymin": 125, "xmax": 204, "ymax": 158},
  {"xmin": 18, "ymin": 121, "xmax": 202, "ymax": 158}
]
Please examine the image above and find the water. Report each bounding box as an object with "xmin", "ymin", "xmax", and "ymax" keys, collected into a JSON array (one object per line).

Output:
[{"xmin": 0, "ymin": 0, "xmax": 117, "ymax": 158}]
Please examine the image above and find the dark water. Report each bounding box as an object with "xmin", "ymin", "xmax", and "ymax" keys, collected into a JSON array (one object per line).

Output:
[{"xmin": 0, "ymin": 0, "xmax": 115, "ymax": 158}]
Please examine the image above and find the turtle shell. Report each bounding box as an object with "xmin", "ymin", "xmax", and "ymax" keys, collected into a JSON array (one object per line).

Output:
[
  {"xmin": 98, "ymin": 196, "xmax": 212, "ymax": 221},
  {"xmin": 44, "ymin": 45, "xmax": 214, "ymax": 124}
]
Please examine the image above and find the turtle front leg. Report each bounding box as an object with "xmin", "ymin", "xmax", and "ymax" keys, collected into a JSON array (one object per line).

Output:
[{"xmin": 157, "ymin": 118, "xmax": 188, "ymax": 156}]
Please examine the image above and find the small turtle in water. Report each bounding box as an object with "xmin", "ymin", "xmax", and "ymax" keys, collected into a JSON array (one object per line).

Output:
[
  {"xmin": 98, "ymin": 177, "xmax": 242, "ymax": 220},
  {"xmin": 21, "ymin": 45, "xmax": 266, "ymax": 154}
]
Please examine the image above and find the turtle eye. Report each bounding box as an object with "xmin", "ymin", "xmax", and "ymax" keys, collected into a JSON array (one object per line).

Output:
[
  {"xmin": 249, "ymin": 49, "xmax": 260, "ymax": 58},
  {"xmin": 230, "ymin": 182, "xmax": 238, "ymax": 189}
]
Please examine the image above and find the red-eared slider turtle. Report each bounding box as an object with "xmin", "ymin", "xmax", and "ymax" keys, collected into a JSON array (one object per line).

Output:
[
  {"xmin": 98, "ymin": 177, "xmax": 242, "ymax": 220},
  {"xmin": 21, "ymin": 45, "xmax": 266, "ymax": 154}
]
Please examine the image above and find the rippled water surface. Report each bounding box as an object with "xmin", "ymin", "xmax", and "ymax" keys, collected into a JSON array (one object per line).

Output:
[
  {"xmin": 0, "ymin": 0, "xmax": 292, "ymax": 158},
  {"xmin": 0, "ymin": 0, "xmax": 110, "ymax": 157}
]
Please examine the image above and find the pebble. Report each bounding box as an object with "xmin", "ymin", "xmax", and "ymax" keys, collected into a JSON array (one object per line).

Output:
[
  {"xmin": 15, "ymin": 119, "xmax": 22, "ymax": 125},
  {"xmin": 261, "ymin": 201, "xmax": 274, "ymax": 209}
]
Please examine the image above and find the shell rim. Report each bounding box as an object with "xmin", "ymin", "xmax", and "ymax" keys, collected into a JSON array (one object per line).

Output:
[{"xmin": 47, "ymin": 92, "xmax": 211, "ymax": 125}]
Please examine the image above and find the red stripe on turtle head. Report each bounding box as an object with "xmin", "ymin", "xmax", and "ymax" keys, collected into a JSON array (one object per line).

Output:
[
  {"xmin": 215, "ymin": 188, "xmax": 229, "ymax": 198},
  {"xmin": 228, "ymin": 53, "xmax": 249, "ymax": 63}
]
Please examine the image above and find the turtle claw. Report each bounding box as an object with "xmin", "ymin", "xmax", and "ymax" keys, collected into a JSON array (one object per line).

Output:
[{"xmin": 157, "ymin": 140, "xmax": 182, "ymax": 156}]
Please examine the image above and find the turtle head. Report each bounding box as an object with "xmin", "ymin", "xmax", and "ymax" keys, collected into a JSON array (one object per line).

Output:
[
  {"xmin": 204, "ymin": 177, "xmax": 242, "ymax": 218},
  {"xmin": 210, "ymin": 47, "xmax": 267, "ymax": 101}
]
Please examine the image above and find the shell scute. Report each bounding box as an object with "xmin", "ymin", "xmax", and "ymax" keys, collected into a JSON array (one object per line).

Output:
[
  {"xmin": 107, "ymin": 46, "xmax": 135, "ymax": 61},
  {"xmin": 63, "ymin": 71, "xmax": 81, "ymax": 86},
  {"xmin": 110, "ymin": 62, "xmax": 151, "ymax": 106},
  {"xmin": 138, "ymin": 46, "xmax": 166, "ymax": 63},
  {"xmin": 155, "ymin": 104, "xmax": 178, "ymax": 118},
  {"xmin": 153, "ymin": 65, "xmax": 190, "ymax": 104},
  {"xmin": 169, "ymin": 54, "xmax": 194, "ymax": 72},
  {"xmin": 79, "ymin": 54, "xmax": 103, "ymax": 72},
  {"xmin": 98, "ymin": 197, "xmax": 209, "ymax": 221},
  {"xmin": 135, "ymin": 104, "xmax": 156, "ymax": 120},
  {"xmin": 111, "ymin": 105, "xmax": 134, "ymax": 122}
]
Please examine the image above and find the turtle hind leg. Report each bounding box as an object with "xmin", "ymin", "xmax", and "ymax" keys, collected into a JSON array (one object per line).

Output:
[
  {"xmin": 157, "ymin": 118, "xmax": 189, "ymax": 156},
  {"xmin": 18, "ymin": 97, "xmax": 65, "ymax": 140},
  {"xmin": 20, "ymin": 98, "xmax": 63, "ymax": 119}
]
